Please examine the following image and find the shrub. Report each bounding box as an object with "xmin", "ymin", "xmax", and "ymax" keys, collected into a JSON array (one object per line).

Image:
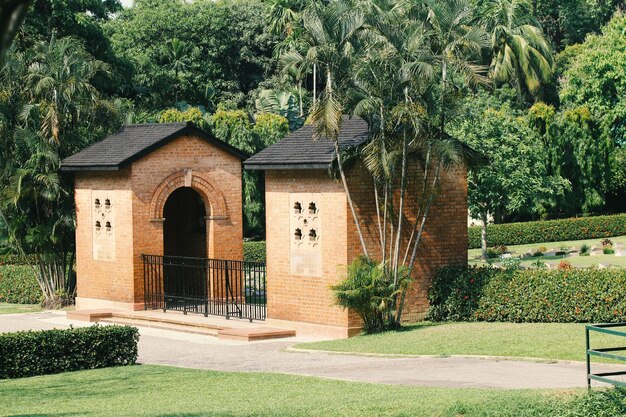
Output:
[
  {"xmin": 332, "ymin": 256, "xmax": 410, "ymax": 332},
  {"xmin": 0, "ymin": 325, "xmax": 139, "ymax": 379},
  {"xmin": 0, "ymin": 265, "xmax": 41, "ymax": 304},
  {"xmin": 468, "ymin": 213, "xmax": 626, "ymax": 248},
  {"xmin": 428, "ymin": 266, "xmax": 626, "ymax": 323},
  {"xmin": 580, "ymin": 244, "xmax": 590, "ymax": 254},
  {"xmin": 243, "ymin": 241, "xmax": 266, "ymax": 263},
  {"xmin": 602, "ymin": 238, "xmax": 614, "ymax": 247},
  {"xmin": 486, "ymin": 245, "xmax": 508, "ymax": 259},
  {"xmin": 0, "ymin": 254, "xmax": 37, "ymax": 266},
  {"xmin": 604, "ymin": 248, "xmax": 615, "ymax": 254},
  {"xmin": 558, "ymin": 260, "xmax": 573, "ymax": 270}
]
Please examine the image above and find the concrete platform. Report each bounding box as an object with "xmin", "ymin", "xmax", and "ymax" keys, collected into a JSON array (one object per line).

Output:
[{"xmin": 67, "ymin": 309, "xmax": 296, "ymax": 341}]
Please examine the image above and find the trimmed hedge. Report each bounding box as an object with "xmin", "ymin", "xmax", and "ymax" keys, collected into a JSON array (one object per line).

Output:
[
  {"xmin": 468, "ymin": 213, "xmax": 626, "ymax": 248},
  {"xmin": 428, "ymin": 266, "xmax": 626, "ymax": 323},
  {"xmin": 0, "ymin": 325, "xmax": 139, "ymax": 379},
  {"xmin": 0, "ymin": 265, "xmax": 41, "ymax": 304},
  {"xmin": 0, "ymin": 254, "xmax": 37, "ymax": 266},
  {"xmin": 244, "ymin": 241, "xmax": 266, "ymax": 263}
]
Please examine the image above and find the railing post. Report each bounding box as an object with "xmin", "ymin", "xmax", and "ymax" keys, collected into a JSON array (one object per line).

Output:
[
  {"xmin": 204, "ymin": 259, "xmax": 209, "ymax": 317},
  {"xmin": 586, "ymin": 326, "xmax": 591, "ymax": 390},
  {"xmin": 225, "ymin": 260, "xmax": 230, "ymax": 320}
]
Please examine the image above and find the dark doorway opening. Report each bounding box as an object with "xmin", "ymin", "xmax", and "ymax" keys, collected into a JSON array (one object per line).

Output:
[
  {"xmin": 163, "ymin": 187, "xmax": 207, "ymax": 258},
  {"xmin": 162, "ymin": 188, "xmax": 207, "ymax": 312}
]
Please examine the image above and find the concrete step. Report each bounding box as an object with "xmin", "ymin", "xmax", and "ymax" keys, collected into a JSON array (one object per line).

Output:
[
  {"xmin": 99, "ymin": 317, "xmax": 219, "ymax": 337},
  {"xmin": 217, "ymin": 327, "xmax": 296, "ymax": 342},
  {"xmin": 110, "ymin": 311, "xmax": 225, "ymax": 331},
  {"xmin": 67, "ymin": 309, "xmax": 296, "ymax": 341}
]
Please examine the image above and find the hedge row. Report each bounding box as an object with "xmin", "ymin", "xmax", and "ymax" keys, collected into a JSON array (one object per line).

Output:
[
  {"xmin": 0, "ymin": 325, "xmax": 139, "ymax": 379},
  {"xmin": 244, "ymin": 241, "xmax": 266, "ymax": 263},
  {"xmin": 428, "ymin": 266, "xmax": 626, "ymax": 323},
  {"xmin": 0, "ymin": 265, "xmax": 41, "ymax": 304},
  {"xmin": 0, "ymin": 254, "xmax": 37, "ymax": 266},
  {"xmin": 468, "ymin": 213, "xmax": 626, "ymax": 248}
]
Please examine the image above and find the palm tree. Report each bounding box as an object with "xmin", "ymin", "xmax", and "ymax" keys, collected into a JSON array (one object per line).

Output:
[
  {"xmin": 479, "ymin": 0, "xmax": 554, "ymax": 98},
  {"xmin": 165, "ymin": 38, "xmax": 191, "ymax": 103},
  {"xmin": 283, "ymin": 0, "xmax": 371, "ymax": 256},
  {"xmin": 0, "ymin": 36, "xmax": 111, "ymax": 307},
  {"xmin": 24, "ymin": 36, "xmax": 106, "ymax": 142}
]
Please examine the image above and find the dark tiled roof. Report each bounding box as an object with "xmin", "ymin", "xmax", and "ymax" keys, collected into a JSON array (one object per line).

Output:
[
  {"xmin": 61, "ymin": 122, "xmax": 248, "ymax": 171},
  {"xmin": 244, "ymin": 116, "xmax": 369, "ymax": 170}
]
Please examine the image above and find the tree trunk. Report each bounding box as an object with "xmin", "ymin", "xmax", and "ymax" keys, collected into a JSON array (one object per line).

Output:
[
  {"xmin": 335, "ymin": 140, "xmax": 369, "ymax": 258},
  {"xmin": 481, "ymin": 209, "xmax": 489, "ymax": 261},
  {"xmin": 313, "ymin": 63, "xmax": 317, "ymax": 104}
]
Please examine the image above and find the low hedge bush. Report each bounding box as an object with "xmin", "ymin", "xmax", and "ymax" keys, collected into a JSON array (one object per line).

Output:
[
  {"xmin": 0, "ymin": 265, "xmax": 41, "ymax": 304},
  {"xmin": 468, "ymin": 213, "xmax": 626, "ymax": 248},
  {"xmin": 244, "ymin": 241, "xmax": 266, "ymax": 263},
  {"xmin": 428, "ymin": 266, "xmax": 626, "ymax": 323},
  {"xmin": 0, "ymin": 325, "xmax": 139, "ymax": 379},
  {"xmin": 0, "ymin": 254, "xmax": 37, "ymax": 266}
]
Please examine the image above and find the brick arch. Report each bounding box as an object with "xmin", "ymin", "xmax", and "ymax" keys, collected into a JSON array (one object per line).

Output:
[{"xmin": 149, "ymin": 170, "xmax": 228, "ymax": 220}]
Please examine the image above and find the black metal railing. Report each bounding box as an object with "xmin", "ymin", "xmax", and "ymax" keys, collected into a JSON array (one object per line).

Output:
[
  {"xmin": 142, "ymin": 254, "xmax": 267, "ymax": 321},
  {"xmin": 586, "ymin": 323, "xmax": 626, "ymax": 389}
]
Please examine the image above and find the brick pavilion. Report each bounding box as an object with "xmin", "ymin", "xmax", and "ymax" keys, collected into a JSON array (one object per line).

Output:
[{"xmin": 245, "ymin": 117, "xmax": 468, "ymax": 338}]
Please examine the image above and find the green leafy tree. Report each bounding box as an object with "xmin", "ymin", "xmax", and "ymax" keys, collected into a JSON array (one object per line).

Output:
[
  {"xmin": 255, "ymin": 89, "xmax": 303, "ymax": 130},
  {"xmin": 15, "ymin": 0, "xmax": 129, "ymax": 96},
  {"xmin": 105, "ymin": 0, "xmax": 279, "ymax": 110},
  {"xmin": 454, "ymin": 93, "xmax": 569, "ymax": 259},
  {"xmin": 535, "ymin": 14, "xmax": 626, "ymax": 214},
  {"xmin": 0, "ymin": 36, "xmax": 124, "ymax": 306},
  {"xmin": 209, "ymin": 109, "xmax": 289, "ymax": 237},
  {"xmin": 531, "ymin": 0, "xmax": 624, "ymax": 50}
]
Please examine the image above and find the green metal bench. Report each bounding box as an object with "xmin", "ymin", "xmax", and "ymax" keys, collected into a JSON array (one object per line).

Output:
[{"xmin": 586, "ymin": 323, "xmax": 626, "ymax": 389}]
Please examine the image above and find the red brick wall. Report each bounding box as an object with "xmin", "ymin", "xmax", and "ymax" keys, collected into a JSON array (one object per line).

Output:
[
  {"xmin": 74, "ymin": 169, "xmax": 134, "ymax": 304},
  {"xmin": 74, "ymin": 133, "xmax": 244, "ymax": 308},
  {"xmin": 265, "ymin": 170, "xmax": 351, "ymax": 327},
  {"xmin": 264, "ymin": 160, "xmax": 467, "ymax": 330},
  {"xmin": 346, "ymin": 161, "xmax": 468, "ymax": 323}
]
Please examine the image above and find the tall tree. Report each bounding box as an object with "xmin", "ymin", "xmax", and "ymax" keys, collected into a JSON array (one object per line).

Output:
[
  {"xmin": 165, "ymin": 38, "xmax": 191, "ymax": 103},
  {"xmin": 479, "ymin": 0, "xmax": 554, "ymax": 99},
  {"xmin": 0, "ymin": 36, "xmax": 123, "ymax": 306},
  {"xmin": 282, "ymin": 0, "xmax": 487, "ymax": 327}
]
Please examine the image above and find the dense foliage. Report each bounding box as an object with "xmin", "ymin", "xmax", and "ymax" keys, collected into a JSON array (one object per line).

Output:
[
  {"xmin": 0, "ymin": 36, "xmax": 126, "ymax": 306},
  {"xmin": 332, "ymin": 256, "xmax": 410, "ymax": 332},
  {"xmin": 243, "ymin": 241, "xmax": 266, "ymax": 263},
  {"xmin": 0, "ymin": 265, "xmax": 40, "ymax": 304},
  {"xmin": 428, "ymin": 266, "xmax": 626, "ymax": 323},
  {"xmin": 104, "ymin": 0, "xmax": 279, "ymax": 110},
  {"xmin": 468, "ymin": 213, "xmax": 626, "ymax": 248},
  {"xmin": 0, "ymin": 325, "xmax": 139, "ymax": 379}
]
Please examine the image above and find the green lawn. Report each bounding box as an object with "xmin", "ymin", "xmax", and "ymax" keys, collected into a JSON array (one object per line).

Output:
[
  {"xmin": 468, "ymin": 235, "xmax": 626, "ymax": 268},
  {"xmin": 0, "ymin": 302, "xmax": 41, "ymax": 315},
  {"xmin": 296, "ymin": 322, "xmax": 619, "ymax": 362},
  {"xmin": 0, "ymin": 365, "xmax": 579, "ymax": 417}
]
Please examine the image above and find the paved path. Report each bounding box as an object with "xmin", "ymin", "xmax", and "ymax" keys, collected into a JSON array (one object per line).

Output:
[{"xmin": 0, "ymin": 311, "xmax": 617, "ymax": 389}]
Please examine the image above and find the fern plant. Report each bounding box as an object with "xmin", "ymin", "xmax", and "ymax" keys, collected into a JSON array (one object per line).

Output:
[{"xmin": 332, "ymin": 256, "xmax": 410, "ymax": 333}]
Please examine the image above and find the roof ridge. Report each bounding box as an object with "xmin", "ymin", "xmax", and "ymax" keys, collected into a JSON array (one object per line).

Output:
[{"xmin": 121, "ymin": 122, "xmax": 188, "ymax": 127}]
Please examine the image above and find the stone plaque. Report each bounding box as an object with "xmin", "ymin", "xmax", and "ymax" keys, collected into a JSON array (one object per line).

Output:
[
  {"xmin": 92, "ymin": 191, "xmax": 115, "ymax": 261},
  {"xmin": 289, "ymin": 193, "xmax": 322, "ymax": 277}
]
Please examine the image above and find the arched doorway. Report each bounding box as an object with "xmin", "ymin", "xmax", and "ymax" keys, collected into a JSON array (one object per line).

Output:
[
  {"xmin": 163, "ymin": 187, "xmax": 207, "ymax": 257},
  {"xmin": 162, "ymin": 187, "xmax": 208, "ymax": 312}
]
